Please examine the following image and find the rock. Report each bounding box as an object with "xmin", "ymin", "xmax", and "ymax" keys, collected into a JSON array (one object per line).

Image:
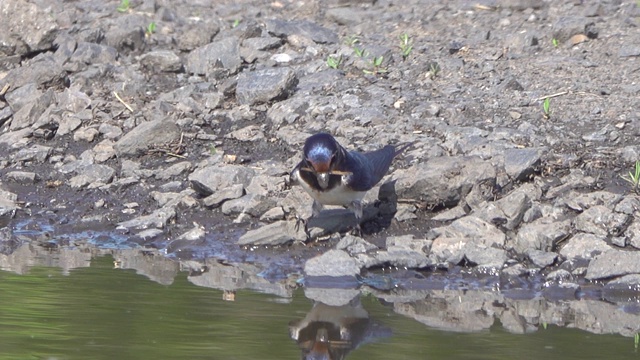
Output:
[
  {"xmin": 559, "ymin": 233, "xmax": 613, "ymax": 261},
  {"xmin": 463, "ymin": 243, "xmax": 507, "ymax": 268},
  {"xmin": 431, "ymin": 206, "xmax": 467, "ymax": 221},
  {"xmin": 139, "ymin": 50, "xmax": 182, "ymax": 72},
  {"xmin": 552, "ymin": 16, "xmax": 591, "ymax": 42},
  {"xmin": 5, "ymin": 83, "xmax": 42, "ymax": 113},
  {"xmin": 237, "ymin": 220, "xmax": 306, "ymax": 246},
  {"xmin": 527, "ymin": 250, "xmax": 557, "ymax": 268},
  {"xmin": 0, "ymin": 0, "xmax": 59, "ymax": 55},
  {"xmin": 627, "ymin": 219, "xmax": 640, "ymax": 250},
  {"xmin": 12, "ymin": 144, "xmax": 52, "ymax": 162},
  {"xmin": 221, "ymin": 194, "xmax": 275, "ymax": 217},
  {"xmin": 98, "ymin": 123, "xmax": 123, "ymax": 139},
  {"xmin": 242, "ymin": 37, "xmax": 283, "ymax": 51},
  {"xmin": 0, "ymin": 188, "xmax": 19, "ymax": 218},
  {"xmin": 395, "ymin": 156, "xmax": 496, "ymax": 208},
  {"xmin": 0, "ymin": 54, "xmax": 66, "ymax": 91},
  {"xmin": 155, "ymin": 161, "xmax": 192, "ymax": 181},
  {"xmin": 73, "ymin": 127, "xmax": 100, "ymax": 142},
  {"xmin": 560, "ymin": 190, "xmax": 623, "ymax": 211},
  {"xmin": 432, "ymin": 216, "xmax": 506, "ymax": 247},
  {"xmin": 259, "ymin": 207, "xmax": 286, "ymax": 221},
  {"xmin": 58, "ymin": 86, "xmax": 92, "ymax": 114},
  {"xmin": 586, "ymin": 250, "xmax": 640, "ymax": 280},
  {"xmin": 503, "ymin": 147, "xmax": 544, "ymax": 182},
  {"xmin": 69, "ymin": 42, "xmax": 118, "ymax": 67},
  {"xmin": 114, "ymin": 118, "xmax": 181, "ymax": 157},
  {"xmin": 514, "ymin": 219, "xmax": 571, "ymax": 254},
  {"xmin": 176, "ymin": 223, "xmax": 206, "ymax": 241},
  {"xmin": 68, "ymin": 164, "xmax": 116, "ymax": 188},
  {"xmin": 117, "ymin": 206, "xmax": 177, "ymax": 230},
  {"xmin": 186, "ymin": 37, "xmax": 241, "ymax": 78},
  {"xmin": 304, "ymin": 249, "xmax": 360, "ymax": 277},
  {"xmin": 265, "ymin": 19, "xmax": 338, "ymax": 44},
  {"xmin": 573, "ymin": 205, "xmax": 629, "ymax": 237},
  {"xmin": 189, "ymin": 165, "xmax": 255, "ymax": 196},
  {"xmin": 614, "ymin": 195, "xmax": 640, "ymax": 215},
  {"xmin": 236, "ymin": 68, "xmax": 298, "ymax": 105},
  {"xmin": 104, "ymin": 14, "xmax": 146, "ymax": 52},
  {"xmin": 306, "ymin": 207, "xmax": 379, "ymax": 240},
  {"xmin": 495, "ymin": 191, "xmax": 531, "ymax": 230},
  {"xmin": 603, "ymin": 274, "xmax": 640, "ymax": 293},
  {"xmin": 372, "ymin": 248, "xmax": 431, "ymax": 269},
  {"xmin": 10, "ymin": 89, "xmax": 55, "ymax": 130},
  {"xmin": 5, "ymin": 171, "xmax": 38, "ymax": 184},
  {"xmin": 178, "ymin": 23, "xmax": 220, "ymax": 51},
  {"xmin": 326, "ymin": 7, "xmax": 363, "ymax": 26},
  {"xmin": 93, "ymin": 140, "xmax": 116, "ymax": 163},
  {"xmin": 225, "ymin": 125, "xmax": 265, "ymax": 142},
  {"xmin": 203, "ymin": 184, "xmax": 245, "ymax": 208},
  {"xmin": 336, "ymin": 234, "xmax": 378, "ymax": 254}
]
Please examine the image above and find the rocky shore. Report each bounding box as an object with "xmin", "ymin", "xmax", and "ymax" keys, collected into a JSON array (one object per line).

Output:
[{"xmin": 1, "ymin": 0, "xmax": 640, "ymax": 317}]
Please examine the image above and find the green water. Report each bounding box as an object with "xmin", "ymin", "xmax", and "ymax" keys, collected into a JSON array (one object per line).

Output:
[{"xmin": 0, "ymin": 255, "xmax": 638, "ymax": 360}]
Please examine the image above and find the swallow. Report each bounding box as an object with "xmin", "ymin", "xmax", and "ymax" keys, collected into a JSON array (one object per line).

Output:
[{"xmin": 289, "ymin": 133, "xmax": 411, "ymax": 234}]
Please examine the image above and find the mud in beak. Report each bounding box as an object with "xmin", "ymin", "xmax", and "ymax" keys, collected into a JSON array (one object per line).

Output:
[{"xmin": 317, "ymin": 172, "xmax": 330, "ymax": 189}]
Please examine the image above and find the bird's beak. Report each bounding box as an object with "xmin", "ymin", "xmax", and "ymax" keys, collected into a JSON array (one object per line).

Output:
[{"xmin": 317, "ymin": 172, "xmax": 330, "ymax": 189}]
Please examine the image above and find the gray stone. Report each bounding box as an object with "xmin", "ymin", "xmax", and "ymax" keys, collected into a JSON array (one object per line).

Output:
[
  {"xmin": 304, "ymin": 249, "xmax": 360, "ymax": 277},
  {"xmin": 395, "ymin": 156, "xmax": 496, "ymax": 208},
  {"xmin": 10, "ymin": 89, "xmax": 55, "ymax": 130},
  {"xmin": 5, "ymin": 171, "xmax": 38, "ymax": 184},
  {"xmin": 73, "ymin": 127, "xmax": 99, "ymax": 142},
  {"xmin": 259, "ymin": 207, "xmax": 286, "ymax": 222},
  {"xmin": 573, "ymin": 205, "xmax": 629, "ymax": 237},
  {"xmin": 0, "ymin": 54, "xmax": 66, "ymax": 91},
  {"xmin": 307, "ymin": 206, "xmax": 379, "ymax": 240},
  {"xmin": 604, "ymin": 274, "xmax": 640, "ymax": 292},
  {"xmin": 225, "ymin": 125, "xmax": 265, "ymax": 142},
  {"xmin": 176, "ymin": 223, "xmax": 206, "ymax": 241},
  {"xmin": 503, "ymin": 147, "xmax": 544, "ymax": 182},
  {"xmin": 373, "ymin": 248, "xmax": 431, "ymax": 269},
  {"xmin": 236, "ymin": 68, "xmax": 297, "ymax": 105},
  {"xmin": 139, "ymin": 50, "xmax": 182, "ymax": 72},
  {"xmin": 155, "ymin": 161, "xmax": 192, "ymax": 181},
  {"xmin": 561, "ymin": 190, "xmax": 623, "ymax": 211},
  {"xmin": 189, "ymin": 165, "xmax": 255, "ymax": 196},
  {"xmin": 221, "ymin": 194, "xmax": 275, "ymax": 217},
  {"xmin": 619, "ymin": 46, "xmax": 640, "ymax": 58},
  {"xmin": 69, "ymin": 42, "xmax": 118, "ymax": 66},
  {"xmin": 242, "ymin": 37, "xmax": 283, "ymax": 51},
  {"xmin": 615, "ymin": 195, "xmax": 640, "ymax": 215},
  {"xmin": 432, "ymin": 206, "xmax": 467, "ymax": 221},
  {"xmin": 527, "ymin": 250, "xmax": 557, "ymax": 268},
  {"xmin": 186, "ymin": 37, "xmax": 241, "ymax": 77},
  {"xmin": 495, "ymin": 191, "xmax": 531, "ymax": 230},
  {"xmin": 0, "ymin": 188, "xmax": 18, "ymax": 218},
  {"xmin": 326, "ymin": 7, "xmax": 363, "ymax": 26},
  {"xmin": 58, "ymin": 86, "xmax": 92, "ymax": 114},
  {"xmin": 93, "ymin": 140, "xmax": 116, "ymax": 163},
  {"xmin": 57, "ymin": 116, "xmax": 83, "ymax": 137},
  {"xmin": 552, "ymin": 16, "xmax": 590, "ymax": 43},
  {"xmin": 586, "ymin": 250, "xmax": 640, "ymax": 280},
  {"xmin": 336, "ymin": 234, "xmax": 378, "ymax": 254},
  {"xmin": 0, "ymin": 0, "xmax": 59, "ymax": 55},
  {"xmin": 69, "ymin": 164, "xmax": 116, "ymax": 188},
  {"xmin": 104, "ymin": 14, "xmax": 146, "ymax": 52},
  {"xmin": 266, "ymin": 19, "xmax": 338, "ymax": 44},
  {"xmin": 237, "ymin": 220, "xmax": 307, "ymax": 246},
  {"xmin": 114, "ymin": 118, "xmax": 181, "ymax": 157},
  {"xmin": 515, "ymin": 219, "xmax": 571, "ymax": 254},
  {"xmin": 98, "ymin": 123, "xmax": 123, "ymax": 139},
  {"xmin": 627, "ymin": 219, "xmax": 640, "ymax": 250},
  {"xmin": 432, "ymin": 216, "xmax": 506, "ymax": 247},
  {"xmin": 464, "ymin": 244, "xmax": 507, "ymax": 268},
  {"xmin": 4, "ymin": 83, "xmax": 41, "ymax": 113},
  {"xmin": 559, "ymin": 233, "xmax": 613, "ymax": 261},
  {"xmin": 246, "ymin": 174, "xmax": 286, "ymax": 196},
  {"xmin": 178, "ymin": 23, "xmax": 220, "ymax": 51},
  {"xmin": 12, "ymin": 144, "xmax": 52, "ymax": 162},
  {"xmin": 117, "ymin": 206, "xmax": 177, "ymax": 230},
  {"xmin": 203, "ymin": 184, "xmax": 245, "ymax": 208}
]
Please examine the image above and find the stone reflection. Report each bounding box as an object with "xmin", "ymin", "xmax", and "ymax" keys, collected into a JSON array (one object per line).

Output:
[{"xmin": 289, "ymin": 290, "xmax": 392, "ymax": 360}]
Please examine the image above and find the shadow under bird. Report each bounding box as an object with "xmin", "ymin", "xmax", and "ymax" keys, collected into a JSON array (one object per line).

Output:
[{"xmin": 290, "ymin": 132, "xmax": 411, "ymax": 234}]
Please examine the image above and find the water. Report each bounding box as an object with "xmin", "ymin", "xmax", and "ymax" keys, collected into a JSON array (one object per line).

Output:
[{"xmin": 0, "ymin": 255, "xmax": 638, "ymax": 360}]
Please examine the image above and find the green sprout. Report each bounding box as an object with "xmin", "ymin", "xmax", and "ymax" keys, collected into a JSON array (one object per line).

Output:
[
  {"xmin": 145, "ymin": 22, "xmax": 157, "ymax": 37},
  {"xmin": 232, "ymin": 19, "xmax": 240, "ymax": 28},
  {"xmin": 428, "ymin": 62, "xmax": 441, "ymax": 78},
  {"xmin": 542, "ymin": 322, "xmax": 547, "ymax": 330},
  {"xmin": 621, "ymin": 161, "xmax": 640, "ymax": 194},
  {"xmin": 363, "ymin": 56, "xmax": 387, "ymax": 75},
  {"xmin": 552, "ymin": 38, "xmax": 559, "ymax": 47},
  {"xmin": 116, "ymin": 0, "xmax": 130, "ymax": 13},
  {"xmin": 344, "ymin": 35, "xmax": 360, "ymax": 47},
  {"xmin": 635, "ymin": 333, "xmax": 639, "ymax": 350},
  {"xmin": 399, "ymin": 33, "xmax": 413, "ymax": 60},
  {"xmin": 353, "ymin": 47, "xmax": 368, "ymax": 58},
  {"xmin": 326, "ymin": 54, "xmax": 342, "ymax": 70},
  {"xmin": 542, "ymin": 97, "xmax": 551, "ymax": 119}
]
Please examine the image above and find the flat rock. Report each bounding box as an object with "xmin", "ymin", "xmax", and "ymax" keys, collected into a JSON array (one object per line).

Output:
[
  {"xmin": 573, "ymin": 205, "xmax": 629, "ymax": 237},
  {"xmin": 10, "ymin": 89, "xmax": 55, "ymax": 130},
  {"xmin": 189, "ymin": 165, "xmax": 255, "ymax": 196},
  {"xmin": 69, "ymin": 164, "xmax": 116, "ymax": 188},
  {"xmin": 203, "ymin": 184, "xmax": 245, "ymax": 208},
  {"xmin": 69, "ymin": 42, "xmax": 118, "ymax": 67},
  {"xmin": 236, "ymin": 68, "xmax": 297, "ymax": 105},
  {"xmin": 104, "ymin": 14, "xmax": 146, "ymax": 52},
  {"xmin": 627, "ymin": 219, "xmax": 640, "ymax": 249},
  {"xmin": 432, "ymin": 216, "xmax": 506, "ymax": 247},
  {"xmin": 237, "ymin": 220, "xmax": 306, "ymax": 246},
  {"xmin": 559, "ymin": 233, "xmax": 613, "ymax": 261},
  {"xmin": 114, "ymin": 118, "xmax": 181, "ymax": 157},
  {"xmin": 527, "ymin": 250, "xmax": 558, "ymax": 268},
  {"xmin": 0, "ymin": 54, "xmax": 66, "ymax": 90},
  {"xmin": 139, "ymin": 50, "xmax": 182, "ymax": 72},
  {"xmin": 5, "ymin": 171, "xmax": 38, "ymax": 184},
  {"xmin": 221, "ymin": 194, "xmax": 275, "ymax": 217},
  {"xmin": 265, "ymin": 19, "xmax": 338, "ymax": 44},
  {"xmin": 515, "ymin": 218, "xmax": 572, "ymax": 254},
  {"xmin": 586, "ymin": 250, "xmax": 640, "ymax": 280},
  {"xmin": 395, "ymin": 156, "xmax": 496, "ymax": 208},
  {"xmin": 12, "ymin": 144, "xmax": 52, "ymax": 162},
  {"xmin": 0, "ymin": 0, "xmax": 59, "ymax": 55},
  {"xmin": 304, "ymin": 249, "xmax": 360, "ymax": 277},
  {"xmin": 186, "ymin": 37, "xmax": 241, "ymax": 77},
  {"xmin": 336, "ymin": 234, "xmax": 378, "ymax": 254},
  {"xmin": 155, "ymin": 161, "xmax": 192, "ymax": 181},
  {"xmin": 503, "ymin": 147, "xmax": 545, "ymax": 181},
  {"xmin": 117, "ymin": 206, "xmax": 177, "ymax": 230},
  {"xmin": 307, "ymin": 206, "xmax": 379, "ymax": 240},
  {"xmin": 0, "ymin": 188, "xmax": 19, "ymax": 218},
  {"xmin": 560, "ymin": 190, "xmax": 623, "ymax": 211}
]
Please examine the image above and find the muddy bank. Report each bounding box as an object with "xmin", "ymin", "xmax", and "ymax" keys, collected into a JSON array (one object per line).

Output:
[{"xmin": 1, "ymin": 0, "xmax": 640, "ymax": 323}]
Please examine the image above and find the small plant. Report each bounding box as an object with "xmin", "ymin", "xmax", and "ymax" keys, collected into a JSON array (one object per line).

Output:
[
  {"xmin": 542, "ymin": 322, "xmax": 547, "ymax": 330},
  {"xmin": 635, "ymin": 333, "xmax": 639, "ymax": 350},
  {"xmin": 145, "ymin": 22, "xmax": 157, "ymax": 37},
  {"xmin": 116, "ymin": 0, "xmax": 130, "ymax": 13},
  {"xmin": 326, "ymin": 54, "xmax": 342, "ymax": 69},
  {"xmin": 621, "ymin": 161, "xmax": 640, "ymax": 194},
  {"xmin": 353, "ymin": 47, "xmax": 368, "ymax": 58},
  {"xmin": 363, "ymin": 56, "xmax": 387, "ymax": 75},
  {"xmin": 428, "ymin": 62, "xmax": 441, "ymax": 78},
  {"xmin": 232, "ymin": 19, "xmax": 240, "ymax": 28},
  {"xmin": 552, "ymin": 38, "xmax": 559, "ymax": 47},
  {"xmin": 399, "ymin": 33, "xmax": 413, "ymax": 60},
  {"xmin": 542, "ymin": 97, "xmax": 551, "ymax": 119},
  {"xmin": 344, "ymin": 35, "xmax": 360, "ymax": 47}
]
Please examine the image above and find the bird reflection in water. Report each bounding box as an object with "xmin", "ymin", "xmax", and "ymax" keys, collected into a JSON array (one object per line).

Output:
[{"xmin": 289, "ymin": 297, "xmax": 392, "ymax": 360}]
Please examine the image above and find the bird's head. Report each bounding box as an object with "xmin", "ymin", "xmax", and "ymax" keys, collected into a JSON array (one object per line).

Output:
[{"xmin": 303, "ymin": 133, "xmax": 341, "ymax": 189}]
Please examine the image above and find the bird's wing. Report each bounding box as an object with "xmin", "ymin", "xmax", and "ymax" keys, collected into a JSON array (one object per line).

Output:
[{"xmin": 363, "ymin": 145, "xmax": 398, "ymax": 185}]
